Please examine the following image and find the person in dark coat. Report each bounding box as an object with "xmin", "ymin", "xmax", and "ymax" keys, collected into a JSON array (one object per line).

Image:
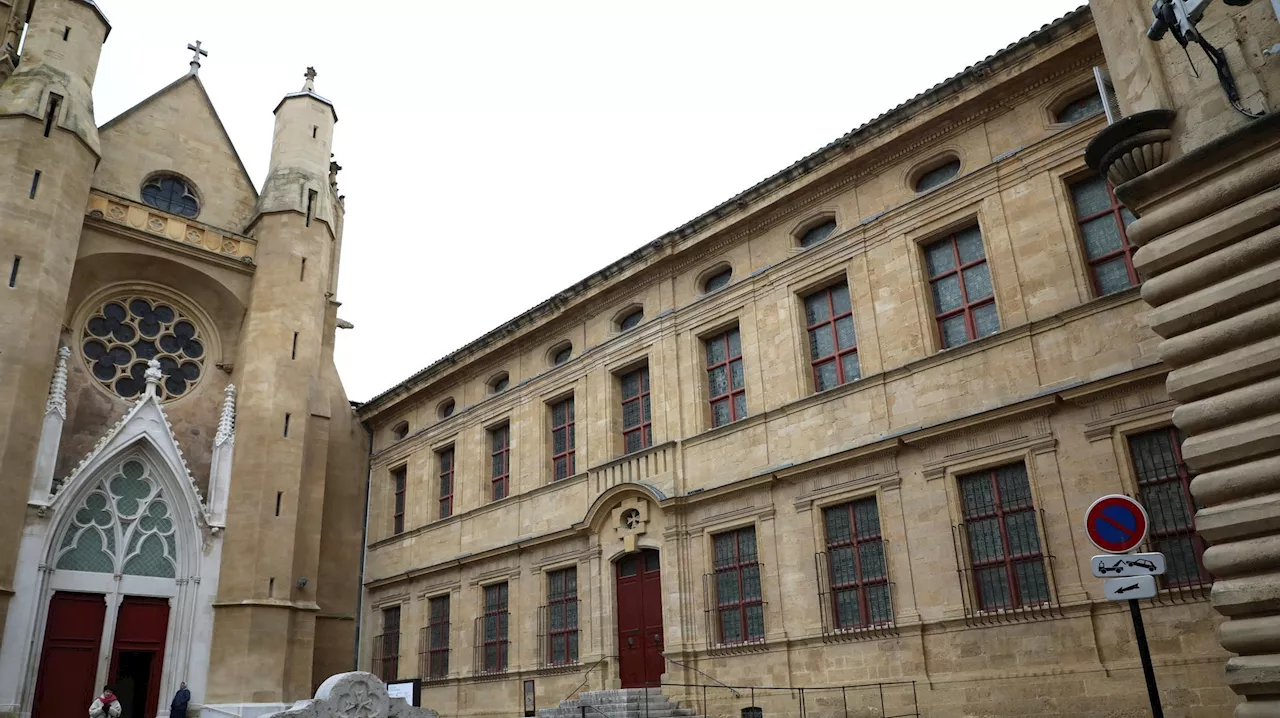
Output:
[{"xmin": 170, "ymin": 682, "xmax": 190, "ymax": 718}]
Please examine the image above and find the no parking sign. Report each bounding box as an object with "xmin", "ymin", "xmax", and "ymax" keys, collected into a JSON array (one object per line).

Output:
[{"xmin": 1084, "ymin": 494, "xmax": 1149, "ymax": 554}]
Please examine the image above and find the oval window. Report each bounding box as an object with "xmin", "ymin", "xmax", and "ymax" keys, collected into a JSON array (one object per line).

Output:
[
  {"xmin": 552, "ymin": 343, "xmax": 573, "ymax": 366},
  {"xmin": 619, "ymin": 308, "xmax": 644, "ymax": 332},
  {"xmin": 141, "ymin": 175, "xmax": 200, "ymax": 218},
  {"xmin": 438, "ymin": 399, "xmax": 455, "ymax": 419},
  {"xmin": 490, "ymin": 373, "xmax": 510, "ymax": 394},
  {"xmin": 702, "ymin": 267, "xmax": 732, "ymax": 294},
  {"xmin": 799, "ymin": 220, "xmax": 837, "ymax": 248},
  {"xmin": 391, "ymin": 421, "xmax": 409, "ymax": 440},
  {"xmin": 915, "ymin": 159, "xmax": 960, "ymax": 193}
]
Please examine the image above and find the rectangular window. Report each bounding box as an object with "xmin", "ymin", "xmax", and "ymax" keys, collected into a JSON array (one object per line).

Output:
[
  {"xmin": 291, "ymin": 332, "xmax": 299, "ymax": 360},
  {"xmin": 30, "ymin": 170, "xmax": 41, "ymax": 199},
  {"xmin": 551, "ymin": 398, "xmax": 576, "ymax": 480},
  {"xmin": 546, "ymin": 567, "xmax": 579, "ymax": 666},
  {"xmin": 925, "ymin": 226, "xmax": 998, "ymax": 349},
  {"xmin": 391, "ymin": 466, "xmax": 406, "ymax": 535},
  {"xmin": 804, "ymin": 283, "xmax": 859, "ymax": 392},
  {"xmin": 1128, "ymin": 427, "xmax": 1209, "ymax": 587},
  {"xmin": 423, "ymin": 595, "xmax": 450, "ymax": 680},
  {"xmin": 375, "ymin": 606, "xmax": 401, "ymax": 682},
  {"xmin": 275, "ymin": 491, "xmax": 282, "ymax": 517},
  {"xmin": 44, "ymin": 93, "xmax": 62, "ymax": 137},
  {"xmin": 305, "ymin": 189, "xmax": 317, "ymax": 227},
  {"xmin": 438, "ymin": 448, "xmax": 454, "ymax": 519},
  {"xmin": 705, "ymin": 328, "xmax": 747, "ymax": 426},
  {"xmin": 300, "ymin": 257, "xmax": 307, "ymax": 281},
  {"xmin": 823, "ymin": 498, "xmax": 891, "ymax": 629},
  {"xmin": 1070, "ymin": 174, "xmax": 1138, "ymax": 296},
  {"xmin": 489, "ymin": 425, "xmax": 510, "ymax": 501},
  {"xmin": 711, "ymin": 527, "xmax": 764, "ymax": 645},
  {"xmin": 620, "ymin": 366, "xmax": 652, "ymax": 454},
  {"xmin": 8, "ymin": 256, "xmax": 19, "ymax": 288},
  {"xmin": 283, "ymin": 413, "xmax": 291, "ymax": 437},
  {"xmin": 480, "ymin": 583, "xmax": 509, "ymax": 674},
  {"xmin": 958, "ymin": 462, "xmax": 1048, "ymax": 611}
]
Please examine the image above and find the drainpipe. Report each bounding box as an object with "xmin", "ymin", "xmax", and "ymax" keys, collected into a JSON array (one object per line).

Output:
[{"xmin": 353, "ymin": 420, "xmax": 374, "ymax": 671}]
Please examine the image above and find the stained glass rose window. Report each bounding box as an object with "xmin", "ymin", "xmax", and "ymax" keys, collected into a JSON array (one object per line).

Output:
[{"xmin": 81, "ymin": 296, "xmax": 206, "ymax": 401}]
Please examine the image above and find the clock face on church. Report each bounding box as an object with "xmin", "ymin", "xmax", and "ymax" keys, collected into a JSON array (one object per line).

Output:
[{"xmin": 80, "ymin": 294, "xmax": 208, "ymax": 402}]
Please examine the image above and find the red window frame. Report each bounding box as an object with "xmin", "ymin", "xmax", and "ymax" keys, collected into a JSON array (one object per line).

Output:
[
  {"xmin": 1128, "ymin": 427, "xmax": 1209, "ymax": 587},
  {"xmin": 620, "ymin": 367, "xmax": 652, "ymax": 454},
  {"xmin": 1070, "ymin": 175, "xmax": 1138, "ymax": 297},
  {"xmin": 712, "ymin": 527, "xmax": 764, "ymax": 645},
  {"xmin": 551, "ymin": 398, "xmax": 576, "ymax": 481},
  {"xmin": 926, "ymin": 230, "xmax": 994, "ymax": 348},
  {"xmin": 391, "ymin": 466, "xmax": 406, "ymax": 535},
  {"xmin": 482, "ymin": 583, "xmax": 509, "ymax": 673},
  {"xmin": 438, "ymin": 448, "xmax": 454, "ymax": 519},
  {"xmin": 706, "ymin": 328, "xmax": 746, "ymax": 427},
  {"xmin": 377, "ymin": 605, "xmax": 400, "ymax": 681},
  {"xmin": 546, "ymin": 567, "xmax": 579, "ymax": 666},
  {"xmin": 489, "ymin": 425, "xmax": 510, "ymax": 501},
  {"xmin": 823, "ymin": 498, "xmax": 889, "ymax": 629},
  {"xmin": 804, "ymin": 283, "xmax": 859, "ymax": 392},
  {"xmin": 425, "ymin": 595, "xmax": 449, "ymax": 680},
  {"xmin": 958, "ymin": 463, "xmax": 1047, "ymax": 611}
]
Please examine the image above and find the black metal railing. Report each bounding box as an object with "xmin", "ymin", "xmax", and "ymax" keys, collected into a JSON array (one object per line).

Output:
[
  {"xmin": 418, "ymin": 623, "xmax": 449, "ymax": 682},
  {"xmin": 951, "ymin": 508, "xmax": 1062, "ymax": 626},
  {"xmin": 372, "ymin": 631, "xmax": 400, "ymax": 682},
  {"xmin": 473, "ymin": 613, "xmax": 510, "ymax": 677},
  {"xmin": 660, "ymin": 680, "xmax": 920, "ymax": 718},
  {"xmin": 537, "ymin": 602, "xmax": 581, "ymax": 669},
  {"xmin": 702, "ymin": 562, "xmax": 768, "ymax": 650},
  {"xmin": 815, "ymin": 544, "xmax": 898, "ymax": 641}
]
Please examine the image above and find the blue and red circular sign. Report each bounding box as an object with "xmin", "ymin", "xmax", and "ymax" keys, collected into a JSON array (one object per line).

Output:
[{"xmin": 1084, "ymin": 494, "xmax": 1149, "ymax": 554}]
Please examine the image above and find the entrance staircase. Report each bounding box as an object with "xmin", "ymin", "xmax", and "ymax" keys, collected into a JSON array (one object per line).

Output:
[{"xmin": 538, "ymin": 688, "xmax": 703, "ymax": 718}]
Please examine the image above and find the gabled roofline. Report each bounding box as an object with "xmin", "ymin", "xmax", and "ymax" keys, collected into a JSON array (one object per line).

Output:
[
  {"xmin": 357, "ymin": 4, "xmax": 1094, "ymax": 416},
  {"xmin": 99, "ymin": 73, "xmax": 259, "ymax": 200}
]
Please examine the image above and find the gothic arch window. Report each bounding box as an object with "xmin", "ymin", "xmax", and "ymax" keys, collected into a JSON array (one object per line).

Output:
[
  {"xmin": 80, "ymin": 294, "xmax": 207, "ymax": 402},
  {"xmin": 55, "ymin": 457, "xmax": 179, "ymax": 578},
  {"xmin": 141, "ymin": 175, "xmax": 200, "ymax": 218}
]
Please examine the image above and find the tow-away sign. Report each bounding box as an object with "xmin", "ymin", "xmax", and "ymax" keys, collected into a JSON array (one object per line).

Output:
[{"xmin": 1091, "ymin": 552, "xmax": 1167, "ymax": 578}]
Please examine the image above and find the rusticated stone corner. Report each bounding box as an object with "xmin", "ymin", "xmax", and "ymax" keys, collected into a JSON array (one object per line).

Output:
[{"xmin": 1085, "ymin": 109, "xmax": 1177, "ymax": 186}]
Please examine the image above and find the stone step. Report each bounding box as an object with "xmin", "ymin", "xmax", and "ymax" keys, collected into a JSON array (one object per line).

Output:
[{"xmin": 539, "ymin": 687, "xmax": 703, "ymax": 718}]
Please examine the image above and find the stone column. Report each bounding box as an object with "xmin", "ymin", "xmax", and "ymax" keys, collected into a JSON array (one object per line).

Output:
[
  {"xmin": 1086, "ymin": 3, "xmax": 1280, "ymax": 714},
  {"xmin": 29, "ymin": 346, "xmax": 70, "ymax": 503}
]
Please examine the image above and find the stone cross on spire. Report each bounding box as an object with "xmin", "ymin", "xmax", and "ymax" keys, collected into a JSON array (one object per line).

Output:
[
  {"xmin": 188, "ymin": 40, "xmax": 208, "ymax": 75},
  {"xmin": 302, "ymin": 66, "xmax": 317, "ymax": 92}
]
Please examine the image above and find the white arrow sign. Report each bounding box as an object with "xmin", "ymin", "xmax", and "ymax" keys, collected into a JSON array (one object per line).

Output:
[
  {"xmin": 1104, "ymin": 575, "xmax": 1158, "ymax": 601},
  {"xmin": 1091, "ymin": 552, "xmax": 1166, "ymax": 578}
]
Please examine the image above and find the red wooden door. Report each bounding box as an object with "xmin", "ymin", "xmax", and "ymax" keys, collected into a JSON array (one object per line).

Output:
[
  {"xmin": 33, "ymin": 592, "xmax": 107, "ymax": 718},
  {"xmin": 616, "ymin": 549, "xmax": 664, "ymax": 688},
  {"xmin": 109, "ymin": 596, "xmax": 170, "ymax": 718}
]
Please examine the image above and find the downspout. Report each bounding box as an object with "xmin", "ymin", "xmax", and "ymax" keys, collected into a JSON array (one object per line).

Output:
[{"xmin": 353, "ymin": 420, "xmax": 373, "ymax": 671}]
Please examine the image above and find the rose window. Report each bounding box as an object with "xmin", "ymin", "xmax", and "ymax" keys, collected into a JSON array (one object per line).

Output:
[{"xmin": 81, "ymin": 296, "xmax": 206, "ymax": 401}]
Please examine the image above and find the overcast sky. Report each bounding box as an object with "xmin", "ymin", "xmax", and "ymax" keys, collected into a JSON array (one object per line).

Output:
[{"xmin": 89, "ymin": 0, "xmax": 1084, "ymax": 402}]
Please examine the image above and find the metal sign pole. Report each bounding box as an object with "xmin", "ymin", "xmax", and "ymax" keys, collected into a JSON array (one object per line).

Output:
[{"xmin": 1128, "ymin": 598, "xmax": 1164, "ymax": 718}]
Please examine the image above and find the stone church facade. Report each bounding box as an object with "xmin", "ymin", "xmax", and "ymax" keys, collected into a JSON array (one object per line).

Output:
[
  {"xmin": 0, "ymin": 3, "xmax": 367, "ymax": 718},
  {"xmin": 355, "ymin": 7, "xmax": 1250, "ymax": 718}
]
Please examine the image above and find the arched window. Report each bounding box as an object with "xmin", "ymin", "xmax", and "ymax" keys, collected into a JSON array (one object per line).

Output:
[
  {"xmin": 799, "ymin": 220, "xmax": 837, "ymax": 248},
  {"xmin": 551, "ymin": 343, "xmax": 573, "ymax": 366},
  {"xmin": 915, "ymin": 159, "xmax": 960, "ymax": 193},
  {"xmin": 489, "ymin": 372, "xmax": 510, "ymax": 394},
  {"xmin": 391, "ymin": 421, "xmax": 410, "ymax": 441},
  {"xmin": 702, "ymin": 267, "xmax": 733, "ymax": 294},
  {"xmin": 618, "ymin": 308, "xmax": 644, "ymax": 332},
  {"xmin": 56, "ymin": 457, "xmax": 178, "ymax": 578},
  {"xmin": 1056, "ymin": 91, "xmax": 1104, "ymax": 124},
  {"xmin": 438, "ymin": 399, "xmax": 455, "ymax": 419},
  {"xmin": 81, "ymin": 295, "xmax": 207, "ymax": 402},
  {"xmin": 141, "ymin": 175, "xmax": 200, "ymax": 218}
]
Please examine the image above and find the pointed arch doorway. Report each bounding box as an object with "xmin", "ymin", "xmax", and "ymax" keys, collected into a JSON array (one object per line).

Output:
[{"xmin": 615, "ymin": 549, "xmax": 664, "ymax": 688}]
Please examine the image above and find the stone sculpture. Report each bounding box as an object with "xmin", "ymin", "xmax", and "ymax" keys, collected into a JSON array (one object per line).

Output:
[{"xmin": 260, "ymin": 673, "xmax": 438, "ymax": 718}]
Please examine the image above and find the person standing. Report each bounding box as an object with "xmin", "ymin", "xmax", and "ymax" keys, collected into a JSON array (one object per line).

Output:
[
  {"xmin": 170, "ymin": 682, "xmax": 191, "ymax": 718},
  {"xmin": 89, "ymin": 686, "xmax": 122, "ymax": 718}
]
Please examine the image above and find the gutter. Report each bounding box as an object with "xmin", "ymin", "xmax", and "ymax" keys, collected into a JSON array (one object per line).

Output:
[{"xmin": 353, "ymin": 420, "xmax": 374, "ymax": 671}]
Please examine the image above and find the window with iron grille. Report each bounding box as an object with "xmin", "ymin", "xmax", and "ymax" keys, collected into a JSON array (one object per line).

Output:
[
  {"xmin": 823, "ymin": 498, "xmax": 891, "ymax": 629},
  {"xmin": 1128, "ymin": 427, "xmax": 1209, "ymax": 588},
  {"xmin": 1069, "ymin": 175, "xmax": 1138, "ymax": 297},
  {"xmin": 421, "ymin": 595, "xmax": 450, "ymax": 680},
  {"xmin": 478, "ymin": 583, "xmax": 509, "ymax": 674},
  {"xmin": 710, "ymin": 527, "xmax": 764, "ymax": 645},
  {"xmin": 489, "ymin": 424, "xmax": 510, "ymax": 501},
  {"xmin": 391, "ymin": 466, "xmax": 406, "ymax": 536},
  {"xmin": 620, "ymin": 366, "xmax": 652, "ymax": 454},
  {"xmin": 804, "ymin": 283, "xmax": 859, "ymax": 392},
  {"xmin": 924, "ymin": 226, "xmax": 998, "ymax": 349},
  {"xmin": 438, "ymin": 447, "xmax": 454, "ymax": 519},
  {"xmin": 706, "ymin": 328, "xmax": 746, "ymax": 427},
  {"xmin": 374, "ymin": 605, "xmax": 400, "ymax": 681},
  {"xmin": 551, "ymin": 398, "xmax": 576, "ymax": 481},
  {"xmin": 958, "ymin": 463, "xmax": 1049, "ymax": 611},
  {"xmin": 544, "ymin": 567, "xmax": 579, "ymax": 666}
]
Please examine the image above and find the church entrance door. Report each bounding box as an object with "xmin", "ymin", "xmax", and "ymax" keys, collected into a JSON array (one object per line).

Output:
[
  {"xmin": 32, "ymin": 592, "xmax": 107, "ymax": 718},
  {"xmin": 615, "ymin": 549, "xmax": 664, "ymax": 688},
  {"xmin": 108, "ymin": 596, "xmax": 169, "ymax": 718}
]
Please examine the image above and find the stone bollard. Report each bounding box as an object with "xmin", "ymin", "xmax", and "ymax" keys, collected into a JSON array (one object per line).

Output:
[{"xmin": 259, "ymin": 672, "xmax": 439, "ymax": 718}]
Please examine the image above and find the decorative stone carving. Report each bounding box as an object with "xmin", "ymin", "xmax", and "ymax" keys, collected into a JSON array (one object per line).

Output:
[
  {"xmin": 259, "ymin": 672, "xmax": 438, "ymax": 718},
  {"xmin": 45, "ymin": 346, "xmax": 71, "ymax": 419},
  {"xmin": 215, "ymin": 384, "xmax": 236, "ymax": 447},
  {"xmin": 1084, "ymin": 109, "xmax": 1176, "ymax": 187},
  {"xmin": 611, "ymin": 498, "xmax": 650, "ymax": 553}
]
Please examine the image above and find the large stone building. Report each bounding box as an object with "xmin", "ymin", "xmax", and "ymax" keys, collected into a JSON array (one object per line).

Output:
[
  {"xmin": 353, "ymin": 4, "xmax": 1274, "ymax": 717},
  {"xmin": 0, "ymin": 2, "xmax": 367, "ymax": 718}
]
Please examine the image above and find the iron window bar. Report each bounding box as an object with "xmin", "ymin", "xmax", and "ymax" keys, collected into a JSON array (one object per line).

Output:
[
  {"xmin": 702, "ymin": 564, "xmax": 767, "ymax": 650},
  {"xmin": 815, "ymin": 549, "xmax": 897, "ymax": 641},
  {"xmin": 372, "ymin": 631, "xmax": 400, "ymax": 682},
  {"xmin": 537, "ymin": 603, "xmax": 581, "ymax": 669},
  {"xmin": 473, "ymin": 612, "xmax": 510, "ymax": 677},
  {"xmin": 950, "ymin": 507, "xmax": 1062, "ymax": 627},
  {"xmin": 1128, "ymin": 427, "xmax": 1212, "ymax": 604}
]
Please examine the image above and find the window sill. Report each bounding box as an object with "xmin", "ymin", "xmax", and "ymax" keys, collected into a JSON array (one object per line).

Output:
[
  {"xmin": 820, "ymin": 622, "xmax": 897, "ymax": 642},
  {"xmin": 706, "ymin": 638, "xmax": 768, "ymax": 656},
  {"xmin": 537, "ymin": 661, "xmax": 582, "ymax": 675}
]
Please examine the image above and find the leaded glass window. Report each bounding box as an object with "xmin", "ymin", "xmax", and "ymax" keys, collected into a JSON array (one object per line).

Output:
[
  {"xmin": 141, "ymin": 176, "xmax": 200, "ymax": 218},
  {"xmin": 804, "ymin": 283, "xmax": 860, "ymax": 392},
  {"xmin": 56, "ymin": 457, "xmax": 178, "ymax": 578},
  {"xmin": 81, "ymin": 295, "xmax": 206, "ymax": 402},
  {"xmin": 702, "ymin": 267, "xmax": 733, "ymax": 294},
  {"xmin": 823, "ymin": 498, "xmax": 891, "ymax": 629},
  {"xmin": 958, "ymin": 462, "xmax": 1048, "ymax": 611},
  {"xmin": 490, "ymin": 424, "xmax": 510, "ymax": 501},
  {"xmin": 620, "ymin": 366, "xmax": 652, "ymax": 454},
  {"xmin": 1070, "ymin": 174, "xmax": 1138, "ymax": 296},
  {"xmin": 1128, "ymin": 427, "xmax": 1209, "ymax": 587},
  {"xmin": 482, "ymin": 583, "xmax": 509, "ymax": 673},
  {"xmin": 915, "ymin": 159, "xmax": 960, "ymax": 193},
  {"xmin": 712, "ymin": 527, "xmax": 764, "ymax": 645},
  {"xmin": 706, "ymin": 328, "xmax": 746, "ymax": 427},
  {"xmin": 799, "ymin": 219, "xmax": 837, "ymax": 248},
  {"xmin": 551, "ymin": 397, "xmax": 576, "ymax": 480},
  {"xmin": 546, "ymin": 567, "xmax": 579, "ymax": 665},
  {"xmin": 925, "ymin": 226, "xmax": 998, "ymax": 349}
]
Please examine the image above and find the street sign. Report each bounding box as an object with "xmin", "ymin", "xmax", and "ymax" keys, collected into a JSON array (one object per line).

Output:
[
  {"xmin": 1104, "ymin": 575, "xmax": 1158, "ymax": 601},
  {"xmin": 1084, "ymin": 494, "xmax": 1149, "ymax": 553},
  {"xmin": 1091, "ymin": 552, "xmax": 1167, "ymax": 578}
]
